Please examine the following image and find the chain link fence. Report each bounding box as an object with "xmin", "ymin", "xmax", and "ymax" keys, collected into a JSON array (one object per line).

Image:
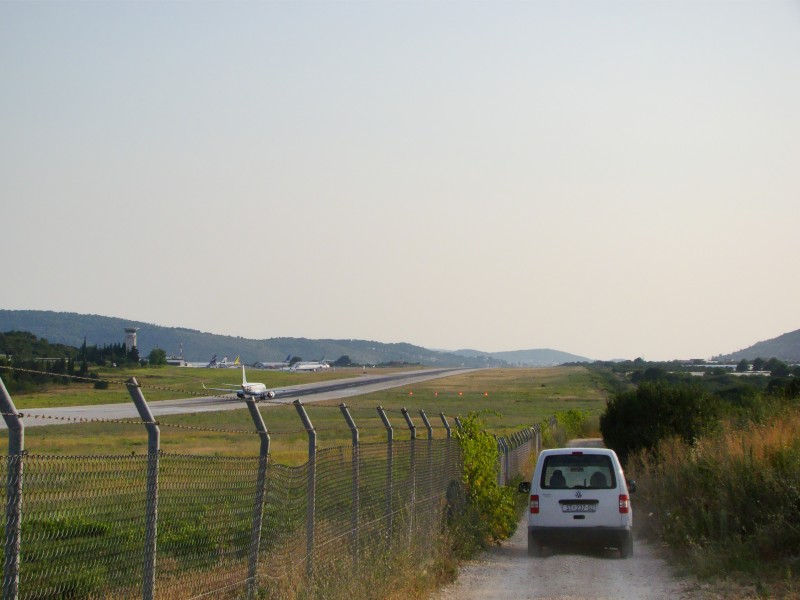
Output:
[{"xmin": 0, "ymin": 375, "xmax": 541, "ymax": 599}]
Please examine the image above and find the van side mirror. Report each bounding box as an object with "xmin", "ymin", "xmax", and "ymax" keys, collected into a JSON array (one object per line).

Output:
[
  {"xmin": 518, "ymin": 481, "xmax": 531, "ymax": 494},
  {"xmin": 627, "ymin": 479, "xmax": 637, "ymax": 493}
]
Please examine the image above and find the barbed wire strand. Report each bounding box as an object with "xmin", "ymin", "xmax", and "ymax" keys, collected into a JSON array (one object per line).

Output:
[{"xmin": 0, "ymin": 365, "xmax": 551, "ymax": 436}]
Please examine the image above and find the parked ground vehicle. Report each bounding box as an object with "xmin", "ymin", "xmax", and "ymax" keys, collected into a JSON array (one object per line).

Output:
[{"xmin": 518, "ymin": 447, "xmax": 635, "ymax": 558}]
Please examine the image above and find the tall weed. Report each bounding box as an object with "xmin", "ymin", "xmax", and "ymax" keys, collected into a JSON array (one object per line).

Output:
[{"xmin": 628, "ymin": 409, "xmax": 800, "ymax": 584}]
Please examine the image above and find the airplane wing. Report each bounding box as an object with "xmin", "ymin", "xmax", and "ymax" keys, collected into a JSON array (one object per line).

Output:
[{"xmin": 201, "ymin": 383, "xmax": 239, "ymax": 393}]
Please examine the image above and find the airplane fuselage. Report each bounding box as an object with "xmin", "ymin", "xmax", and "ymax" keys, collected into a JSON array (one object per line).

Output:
[
  {"xmin": 291, "ymin": 362, "xmax": 330, "ymax": 372},
  {"xmin": 237, "ymin": 382, "xmax": 275, "ymax": 400},
  {"xmin": 203, "ymin": 365, "xmax": 277, "ymax": 400}
]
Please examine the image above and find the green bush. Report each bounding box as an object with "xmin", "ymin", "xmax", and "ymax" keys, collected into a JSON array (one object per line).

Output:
[
  {"xmin": 539, "ymin": 420, "xmax": 557, "ymax": 449},
  {"xmin": 453, "ymin": 411, "xmax": 516, "ymax": 551},
  {"xmin": 600, "ymin": 381, "xmax": 719, "ymax": 464},
  {"xmin": 556, "ymin": 409, "xmax": 591, "ymax": 439}
]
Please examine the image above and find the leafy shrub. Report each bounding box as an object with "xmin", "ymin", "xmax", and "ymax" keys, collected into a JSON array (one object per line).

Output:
[
  {"xmin": 556, "ymin": 409, "xmax": 591, "ymax": 439},
  {"xmin": 453, "ymin": 411, "xmax": 516, "ymax": 551},
  {"xmin": 600, "ymin": 381, "xmax": 719, "ymax": 464},
  {"xmin": 539, "ymin": 420, "xmax": 557, "ymax": 449}
]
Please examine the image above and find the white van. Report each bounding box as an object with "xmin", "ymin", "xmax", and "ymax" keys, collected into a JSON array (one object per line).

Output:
[{"xmin": 519, "ymin": 447, "xmax": 635, "ymax": 558}]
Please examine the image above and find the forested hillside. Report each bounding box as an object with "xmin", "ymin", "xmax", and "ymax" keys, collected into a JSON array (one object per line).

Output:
[{"xmin": 0, "ymin": 310, "xmax": 504, "ymax": 367}]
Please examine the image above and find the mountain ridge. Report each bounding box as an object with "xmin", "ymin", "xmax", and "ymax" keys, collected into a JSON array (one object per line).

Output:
[
  {"xmin": 715, "ymin": 328, "xmax": 800, "ymax": 363},
  {"xmin": 0, "ymin": 310, "xmax": 588, "ymax": 367},
  {"xmin": 451, "ymin": 347, "xmax": 592, "ymax": 366}
]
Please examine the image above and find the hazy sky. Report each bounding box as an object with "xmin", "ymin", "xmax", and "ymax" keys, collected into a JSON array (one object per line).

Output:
[{"xmin": 2, "ymin": 0, "xmax": 799, "ymax": 361}]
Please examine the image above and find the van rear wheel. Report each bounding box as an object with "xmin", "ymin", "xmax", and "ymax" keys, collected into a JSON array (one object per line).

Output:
[{"xmin": 527, "ymin": 532, "xmax": 542, "ymax": 557}]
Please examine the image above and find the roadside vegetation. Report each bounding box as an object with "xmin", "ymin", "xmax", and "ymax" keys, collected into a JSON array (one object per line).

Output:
[
  {"xmin": 388, "ymin": 406, "xmax": 592, "ymax": 599},
  {"xmin": 590, "ymin": 359, "xmax": 800, "ymax": 597}
]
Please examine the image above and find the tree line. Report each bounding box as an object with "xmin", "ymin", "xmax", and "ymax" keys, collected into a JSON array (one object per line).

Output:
[
  {"xmin": 592, "ymin": 358, "xmax": 800, "ymax": 464},
  {"xmin": 0, "ymin": 330, "xmax": 148, "ymax": 393}
]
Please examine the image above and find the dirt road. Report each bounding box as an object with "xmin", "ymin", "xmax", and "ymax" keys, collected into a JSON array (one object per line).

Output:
[
  {"xmin": 432, "ymin": 518, "xmax": 697, "ymax": 600},
  {"xmin": 434, "ymin": 438, "xmax": 700, "ymax": 600}
]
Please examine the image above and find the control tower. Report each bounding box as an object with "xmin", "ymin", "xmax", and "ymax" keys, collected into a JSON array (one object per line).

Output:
[{"xmin": 124, "ymin": 327, "xmax": 140, "ymax": 353}]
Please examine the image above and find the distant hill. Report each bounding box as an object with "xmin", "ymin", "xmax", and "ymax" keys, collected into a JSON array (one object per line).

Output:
[
  {"xmin": 0, "ymin": 310, "xmax": 508, "ymax": 368},
  {"xmin": 716, "ymin": 328, "xmax": 800, "ymax": 363},
  {"xmin": 452, "ymin": 348, "xmax": 592, "ymax": 366}
]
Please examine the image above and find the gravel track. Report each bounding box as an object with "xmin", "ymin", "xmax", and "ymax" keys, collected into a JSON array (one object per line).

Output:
[{"xmin": 432, "ymin": 517, "xmax": 697, "ymax": 600}]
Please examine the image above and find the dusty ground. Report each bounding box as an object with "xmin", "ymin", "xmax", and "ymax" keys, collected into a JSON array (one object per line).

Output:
[{"xmin": 431, "ymin": 515, "xmax": 702, "ymax": 600}]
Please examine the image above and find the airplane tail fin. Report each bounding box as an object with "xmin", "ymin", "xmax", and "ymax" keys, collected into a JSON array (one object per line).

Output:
[{"xmin": 242, "ymin": 365, "xmax": 248, "ymax": 385}]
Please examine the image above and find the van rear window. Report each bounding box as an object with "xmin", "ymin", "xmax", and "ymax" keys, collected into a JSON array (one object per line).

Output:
[{"xmin": 540, "ymin": 453, "xmax": 616, "ymax": 490}]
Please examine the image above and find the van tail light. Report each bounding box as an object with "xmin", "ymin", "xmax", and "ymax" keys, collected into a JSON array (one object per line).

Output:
[
  {"xmin": 530, "ymin": 494, "xmax": 539, "ymax": 514},
  {"xmin": 619, "ymin": 494, "xmax": 630, "ymax": 514}
]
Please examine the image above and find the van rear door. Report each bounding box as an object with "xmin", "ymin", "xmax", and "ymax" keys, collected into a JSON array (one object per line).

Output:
[{"xmin": 535, "ymin": 451, "xmax": 625, "ymax": 529}]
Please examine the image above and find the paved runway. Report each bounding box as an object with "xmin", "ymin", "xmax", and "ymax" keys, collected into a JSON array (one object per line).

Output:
[{"xmin": 1, "ymin": 368, "xmax": 476, "ymax": 428}]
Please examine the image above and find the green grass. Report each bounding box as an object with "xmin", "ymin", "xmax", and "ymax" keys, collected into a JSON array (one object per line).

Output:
[
  {"xmin": 19, "ymin": 366, "xmax": 607, "ymax": 465},
  {"xmin": 6, "ymin": 365, "xmax": 388, "ymax": 408}
]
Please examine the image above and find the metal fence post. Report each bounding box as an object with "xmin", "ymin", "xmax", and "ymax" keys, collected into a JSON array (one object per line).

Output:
[
  {"xmin": 504, "ymin": 437, "xmax": 511, "ymax": 483},
  {"xmin": 245, "ymin": 399, "xmax": 270, "ymax": 598},
  {"xmin": 496, "ymin": 436, "xmax": 509, "ymax": 486},
  {"xmin": 0, "ymin": 376, "xmax": 23, "ymax": 600},
  {"xmin": 401, "ymin": 408, "xmax": 416, "ymax": 536},
  {"xmin": 126, "ymin": 378, "xmax": 160, "ymax": 600},
  {"xmin": 439, "ymin": 413, "xmax": 452, "ymax": 482},
  {"xmin": 418, "ymin": 410, "xmax": 433, "ymax": 530},
  {"xmin": 376, "ymin": 406, "xmax": 393, "ymax": 541},
  {"xmin": 339, "ymin": 404, "xmax": 359, "ymax": 567},
  {"xmin": 439, "ymin": 413, "xmax": 451, "ymax": 439},
  {"xmin": 493, "ymin": 435, "xmax": 499, "ymax": 485},
  {"xmin": 293, "ymin": 400, "xmax": 316, "ymax": 583},
  {"xmin": 454, "ymin": 416, "xmax": 463, "ymax": 431},
  {"xmin": 419, "ymin": 409, "xmax": 433, "ymax": 442},
  {"xmin": 525, "ymin": 430, "xmax": 531, "ymax": 461}
]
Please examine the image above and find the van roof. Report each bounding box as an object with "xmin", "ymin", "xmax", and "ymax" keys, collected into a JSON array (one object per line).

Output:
[{"xmin": 539, "ymin": 447, "xmax": 617, "ymax": 457}]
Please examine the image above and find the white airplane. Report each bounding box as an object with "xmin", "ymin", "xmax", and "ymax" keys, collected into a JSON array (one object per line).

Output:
[
  {"xmin": 202, "ymin": 365, "xmax": 277, "ymax": 400},
  {"xmin": 290, "ymin": 357, "xmax": 331, "ymax": 372},
  {"xmin": 255, "ymin": 355, "xmax": 292, "ymax": 370}
]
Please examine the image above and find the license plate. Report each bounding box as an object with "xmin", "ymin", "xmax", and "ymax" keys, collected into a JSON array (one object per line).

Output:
[{"xmin": 562, "ymin": 503, "xmax": 596, "ymax": 513}]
